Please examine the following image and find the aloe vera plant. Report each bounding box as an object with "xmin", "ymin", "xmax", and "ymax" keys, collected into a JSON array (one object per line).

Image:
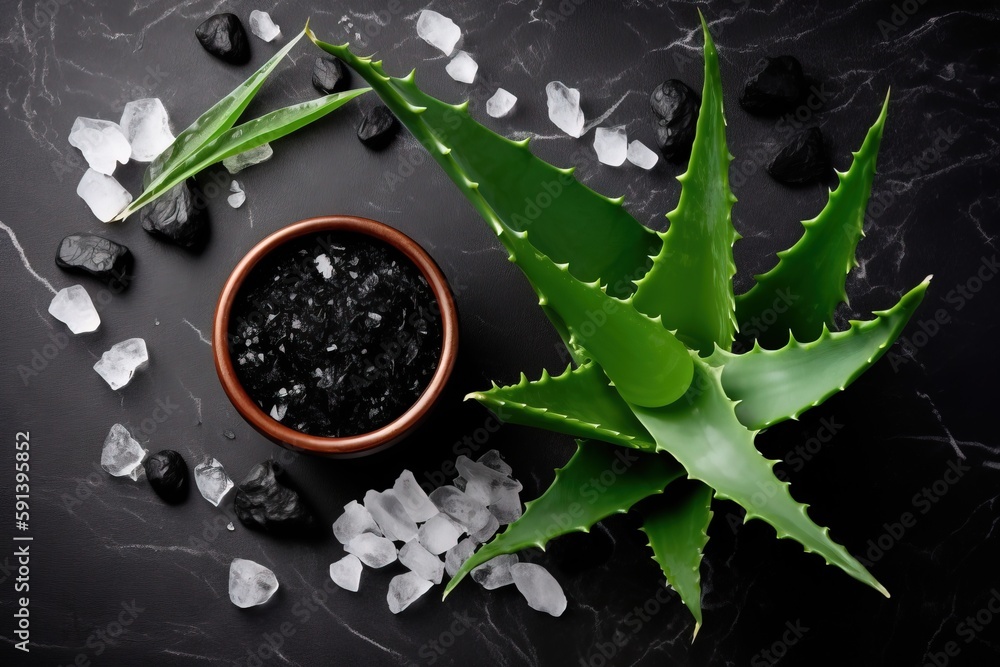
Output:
[
  {"xmin": 311, "ymin": 12, "xmax": 928, "ymax": 632},
  {"xmin": 115, "ymin": 28, "xmax": 369, "ymax": 220}
]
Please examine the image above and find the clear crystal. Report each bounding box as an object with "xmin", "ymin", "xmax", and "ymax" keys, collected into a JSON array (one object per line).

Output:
[
  {"xmin": 471, "ymin": 554, "xmax": 518, "ymax": 590},
  {"xmin": 392, "ymin": 470, "xmax": 438, "ymax": 523},
  {"xmin": 101, "ymin": 423, "xmax": 146, "ymax": 480},
  {"xmin": 194, "ymin": 457, "xmax": 234, "ymax": 506},
  {"xmin": 229, "ymin": 558, "xmax": 279, "ymax": 608},
  {"xmin": 228, "ymin": 180, "xmax": 246, "ymax": 208},
  {"xmin": 477, "ymin": 449, "xmax": 513, "ymax": 476},
  {"xmin": 399, "ymin": 539, "xmax": 445, "ymax": 584},
  {"xmin": 511, "ymin": 563, "xmax": 567, "ymax": 616},
  {"xmin": 456, "ymin": 455, "xmax": 523, "ymax": 506},
  {"xmin": 546, "ymin": 82, "xmax": 585, "ymax": 138},
  {"xmin": 428, "ymin": 485, "xmax": 491, "ymax": 532},
  {"xmin": 68, "ymin": 117, "xmax": 131, "ymax": 175},
  {"xmin": 416, "ymin": 9, "xmax": 461, "ymax": 56},
  {"xmin": 249, "ymin": 10, "xmax": 281, "ymax": 42},
  {"xmin": 329, "ymin": 554, "xmax": 363, "ymax": 592},
  {"xmin": 486, "ymin": 89, "xmax": 517, "ymax": 118},
  {"xmin": 594, "ymin": 126, "xmax": 628, "ymax": 166},
  {"xmin": 48, "ymin": 285, "xmax": 100, "ymax": 334},
  {"xmin": 627, "ymin": 139, "xmax": 659, "ymax": 170},
  {"xmin": 363, "ymin": 489, "xmax": 418, "ymax": 542},
  {"xmin": 445, "ymin": 537, "xmax": 477, "ymax": 577},
  {"xmin": 387, "ymin": 571, "xmax": 433, "ymax": 614},
  {"xmin": 418, "ymin": 513, "xmax": 465, "ymax": 555},
  {"xmin": 345, "ymin": 532, "xmax": 397, "ymax": 568},
  {"xmin": 445, "ymin": 51, "xmax": 478, "ymax": 84},
  {"xmin": 93, "ymin": 338, "xmax": 149, "ymax": 390},
  {"xmin": 489, "ymin": 485, "xmax": 522, "ymax": 525},
  {"xmin": 470, "ymin": 512, "xmax": 499, "ymax": 543},
  {"xmin": 223, "ymin": 143, "xmax": 273, "ymax": 174},
  {"xmin": 333, "ymin": 500, "xmax": 383, "ymax": 545},
  {"xmin": 76, "ymin": 169, "xmax": 132, "ymax": 222},
  {"xmin": 120, "ymin": 98, "xmax": 174, "ymax": 162}
]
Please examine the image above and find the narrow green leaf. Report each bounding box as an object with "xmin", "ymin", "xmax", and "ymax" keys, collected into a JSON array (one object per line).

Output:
[
  {"xmin": 143, "ymin": 30, "xmax": 308, "ymax": 188},
  {"xmin": 711, "ymin": 278, "xmax": 929, "ymax": 428},
  {"xmin": 639, "ymin": 481, "xmax": 714, "ymax": 634},
  {"xmin": 735, "ymin": 93, "xmax": 890, "ymax": 347},
  {"xmin": 468, "ymin": 363, "xmax": 655, "ymax": 451},
  {"xmin": 308, "ymin": 32, "xmax": 659, "ymax": 298},
  {"xmin": 503, "ymin": 230, "xmax": 693, "ymax": 407},
  {"xmin": 632, "ymin": 12, "xmax": 738, "ymax": 355},
  {"xmin": 443, "ymin": 441, "xmax": 684, "ymax": 598},
  {"xmin": 629, "ymin": 357, "xmax": 888, "ymax": 597},
  {"xmin": 116, "ymin": 89, "xmax": 369, "ymax": 219}
]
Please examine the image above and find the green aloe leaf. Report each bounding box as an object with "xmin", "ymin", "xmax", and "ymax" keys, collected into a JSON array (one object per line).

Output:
[
  {"xmin": 307, "ymin": 32, "xmax": 659, "ymax": 299},
  {"xmin": 443, "ymin": 440, "xmax": 685, "ymax": 597},
  {"xmin": 143, "ymin": 30, "xmax": 308, "ymax": 189},
  {"xmin": 629, "ymin": 358, "xmax": 888, "ymax": 596},
  {"xmin": 735, "ymin": 93, "xmax": 890, "ymax": 347},
  {"xmin": 639, "ymin": 481, "xmax": 714, "ymax": 635},
  {"xmin": 116, "ymin": 89, "xmax": 369, "ymax": 220},
  {"xmin": 710, "ymin": 278, "xmax": 930, "ymax": 428},
  {"xmin": 632, "ymin": 12, "xmax": 738, "ymax": 355},
  {"xmin": 468, "ymin": 363, "xmax": 655, "ymax": 451},
  {"xmin": 504, "ymin": 230, "xmax": 693, "ymax": 407}
]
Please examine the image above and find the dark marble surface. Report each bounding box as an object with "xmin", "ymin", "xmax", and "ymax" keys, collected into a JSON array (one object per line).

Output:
[{"xmin": 1, "ymin": 1, "xmax": 998, "ymax": 665}]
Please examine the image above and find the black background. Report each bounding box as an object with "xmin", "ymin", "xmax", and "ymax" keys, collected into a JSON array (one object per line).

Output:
[{"xmin": 1, "ymin": 1, "xmax": 998, "ymax": 665}]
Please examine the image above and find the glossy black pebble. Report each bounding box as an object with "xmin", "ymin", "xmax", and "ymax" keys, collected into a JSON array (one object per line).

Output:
[
  {"xmin": 313, "ymin": 57, "xmax": 349, "ymax": 95},
  {"xmin": 140, "ymin": 179, "xmax": 209, "ymax": 250},
  {"xmin": 195, "ymin": 13, "xmax": 251, "ymax": 65},
  {"xmin": 144, "ymin": 450, "xmax": 190, "ymax": 504},
  {"xmin": 649, "ymin": 79, "xmax": 700, "ymax": 162},
  {"xmin": 55, "ymin": 234, "xmax": 132, "ymax": 285},
  {"xmin": 768, "ymin": 127, "xmax": 830, "ymax": 186},
  {"xmin": 357, "ymin": 105, "xmax": 399, "ymax": 149},
  {"xmin": 739, "ymin": 56, "xmax": 807, "ymax": 116},
  {"xmin": 234, "ymin": 461, "xmax": 318, "ymax": 536}
]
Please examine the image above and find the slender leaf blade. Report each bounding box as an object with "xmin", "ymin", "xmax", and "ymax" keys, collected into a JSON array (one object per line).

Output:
[{"xmin": 632, "ymin": 12, "xmax": 738, "ymax": 354}]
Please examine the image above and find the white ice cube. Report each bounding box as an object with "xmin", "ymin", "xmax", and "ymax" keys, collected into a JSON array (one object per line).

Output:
[
  {"xmin": 229, "ymin": 558, "xmax": 279, "ymax": 608},
  {"xmin": 511, "ymin": 563, "xmax": 567, "ymax": 616},
  {"xmin": 101, "ymin": 423, "xmax": 146, "ymax": 480},
  {"xmin": 478, "ymin": 449, "xmax": 513, "ymax": 476},
  {"xmin": 120, "ymin": 98, "xmax": 174, "ymax": 162},
  {"xmin": 387, "ymin": 571, "xmax": 433, "ymax": 614},
  {"xmin": 489, "ymin": 485, "xmax": 523, "ymax": 525},
  {"xmin": 68, "ymin": 117, "xmax": 131, "ymax": 175},
  {"xmin": 228, "ymin": 180, "xmax": 246, "ymax": 208},
  {"xmin": 223, "ymin": 143, "xmax": 273, "ymax": 174},
  {"xmin": 364, "ymin": 489, "xmax": 418, "ymax": 542},
  {"xmin": 48, "ymin": 285, "xmax": 100, "ymax": 334},
  {"xmin": 546, "ymin": 82, "xmax": 585, "ymax": 138},
  {"xmin": 194, "ymin": 457, "xmax": 234, "ymax": 507},
  {"xmin": 627, "ymin": 139, "xmax": 659, "ymax": 170},
  {"xmin": 399, "ymin": 539, "xmax": 444, "ymax": 584},
  {"xmin": 470, "ymin": 512, "xmax": 499, "ymax": 544},
  {"xmin": 486, "ymin": 89, "xmax": 517, "ymax": 118},
  {"xmin": 445, "ymin": 51, "xmax": 478, "ymax": 84},
  {"xmin": 392, "ymin": 470, "xmax": 438, "ymax": 523},
  {"xmin": 416, "ymin": 10, "xmax": 461, "ymax": 56},
  {"xmin": 471, "ymin": 553, "xmax": 518, "ymax": 590},
  {"xmin": 428, "ymin": 485, "xmax": 491, "ymax": 533},
  {"xmin": 445, "ymin": 537, "xmax": 476, "ymax": 577},
  {"xmin": 345, "ymin": 532, "xmax": 398, "ymax": 568},
  {"xmin": 418, "ymin": 513, "xmax": 465, "ymax": 555},
  {"xmin": 329, "ymin": 554, "xmax": 363, "ymax": 592},
  {"xmin": 333, "ymin": 500, "xmax": 383, "ymax": 545},
  {"xmin": 76, "ymin": 169, "xmax": 133, "ymax": 222},
  {"xmin": 93, "ymin": 338, "xmax": 149, "ymax": 390},
  {"xmin": 594, "ymin": 126, "xmax": 628, "ymax": 166},
  {"xmin": 249, "ymin": 10, "xmax": 281, "ymax": 42}
]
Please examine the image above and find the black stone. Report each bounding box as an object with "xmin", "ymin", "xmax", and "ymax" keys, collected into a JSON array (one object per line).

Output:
[
  {"xmin": 140, "ymin": 179, "xmax": 209, "ymax": 250},
  {"xmin": 739, "ymin": 56, "xmax": 807, "ymax": 116},
  {"xmin": 229, "ymin": 231, "xmax": 442, "ymax": 437},
  {"xmin": 357, "ymin": 105, "xmax": 399, "ymax": 149},
  {"xmin": 195, "ymin": 13, "xmax": 251, "ymax": 65},
  {"xmin": 649, "ymin": 80, "xmax": 700, "ymax": 162},
  {"xmin": 55, "ymin": 234, "xmax": 132, "ymax": 286},
  {"xmin": 312, "ymin": 57, "xmax": 349, "ymax": 95},
  {"xmin": 234, "ymin": 461, "xmax": 318, "ymax": 536},
  {"xmin": 143, "ymin": 450, "xmax": 189, "ymax": 504},
  {"xmin": 768, "ymin": 127, "xmax": 830, "ymax": 186}
]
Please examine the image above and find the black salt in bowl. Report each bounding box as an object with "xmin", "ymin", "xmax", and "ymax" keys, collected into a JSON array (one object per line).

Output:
[{"xmin": 228, "ymin": 231, "xmax": 443, "ymax": 438}]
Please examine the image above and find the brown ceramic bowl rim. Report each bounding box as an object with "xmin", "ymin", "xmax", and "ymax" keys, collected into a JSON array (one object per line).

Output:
[{"xmin": 212, "ymin": 215, "xmax": 458, "ymax": 456}]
